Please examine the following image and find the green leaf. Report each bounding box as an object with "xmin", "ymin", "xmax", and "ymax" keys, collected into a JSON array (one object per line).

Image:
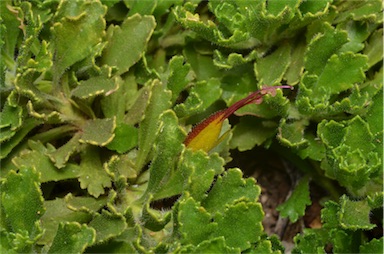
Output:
[
  {"xmin": 363, "ymin": 28, "xmax": 383, "ymax": 68},
  {"xmin": 0, "ymin": 102, "xmax": 22, "ymax": 132},
  {"xmin": 124, "ymin": 85, "xmax": 151, "ymax": 125},
  {"xmin": 252, "ymin": 235, "xmax": 285, "ymax": 254},
  {"xmin": 143, "ymin": 110, "xmax": 185, "ymax": 200},
  {"xmin": 313, "ymin": 52, "xmax": 367, "ymax": 96},
  {"xmin": 0, "ymin": 103, "xmax": 23, "ymax": 142},
  {"xmin": 193, "ymin": 237, "xmax": 238, "ymax": 253},
  {"xmin": 126, "ymin": 0, "xmax": 157, "ymax": 16},
  {"xmin": 305, "ymin": 23, "xmax": 348, "ymax": 76},
  {"xmin": 136, "ymin": 80, "xmax": 171, "ymax": 171},
  {"xmin": 173, "ymin": 5, "xmax": 250, "ymax": 49},
  {"xmin": 254, "ymin": 43, "xmax": 291, "ymax": 86},
  {"xmin": 88, "ymin": 210, "xmax": 127, "ymax": 243},
  {"xmin": 276, "ymin": 177, "xmax": 311, "ymax": 223},
  {"xmin": 65, "ymin": 194, "xmax": 108, "ymax": 213},
  {"xmin": 166, "ymin": 55, "xmax": 193, "ymax": 103},
  {"xmin": 71, "ymin": 76, "xmax": 118, "ymax": 99},
  {"xmin": 334, "ymin": 0, "xmax": 383, "ymax": 23},
  {"xmin": 292, "ymin": 230, "xmax": 325, "ymax": 254},
  {"xmin": 106, "ymin": 123, "xmax": 138, "ymax": 154},
  {"xmin": 338, "ymin": 195, "xmax": 375, "ymax": 230},
  {"xmin": 48, "ymin": 222, "xmax": 95, "ymax": 253},
  {"xmin": 214, "ymin": 50, "xmax": 258, "ymax": 69},
  {"xmin": 317, "ymin": 120, "xmax": 346, "ymax": 148},
  {"xmin": 1, "ymin": 167, "xmax": 44, "ymax": 236},
  {"xmin": 12, "ymin": 142, "xmax": 81, "ymax": 183},
  {"xmin": 277, "ymin": 119, "xmax": 308, "ymax": 148},
  {"xmin": 78, "ymin": 146, "xmax": 112, "ymax": 198},
  {"xmin": 175, "ymin": 78, "xmax": 222, "ymax": 118},
  {"xmin": 297, "ymin": 133, "xmax": 326, "ymax": 161},
  {"xmin": 38, "ymin": 196, "xmax": 102, "ymax": 245},
  {"xmin": 0, "ymin": 2, "xmax": 22, "ymax": 71},
  {"xmin": 201, "ymin": 168, "xmax": 261, "ymax": 215},
  {"xmin": 141, "ymin": 201, "xmax": 171, "ymax": 231},
  {"xmin": 360, "ymin": 237, "xmax": 384, "ymax": 254},
  {"xmin": 365, "ymin": 87, "xmax": 383, "ymax": 158},
  {"xmin": 105, "ymin": 153, "xmax": 138, "ymax": 181},
  {"xmin": 101, "ymin": 74, "xmax": 139, "ymax": 123},
  {"xmin": 101, "ymin": 14, "xmax": 156, "ymax": 75},
  {"xmin": 0, "ymin": 118, "xmax": 40, "ymax": 159},
  {"xmin": 178, "ymin": 197, "xmax": 217, "ymax": 246},
  {"xmin": 153, "ymin": 148, "xmax": 224, "ymax": 202},
  {"xmin": 212, "ymin": 202, "xmax": 264, "ymax": 250},
  {"xmin": 51, "ymin": 1, "xmax": 106, "ymax": 80},
  {"xmin": 80, "ymin": 118, "xmax": 116, "ymax": 146},
  {"xmin": 47, "ymin": 133, "xmax": 81, "ymax": 168},
  {"xmin": 181, "ymin": 150, "xmax": 225, "ymax": 201},
  {"xmin": 284, "ymin": 38, "xmax": 306, "ymax": 86},
  {"xmin": 319, "ymin": 116, "xmax": 381, "ymax": 194},
  {"xmin": 183, "ymin": 45, "xmax": 221, "ymax": 81}
]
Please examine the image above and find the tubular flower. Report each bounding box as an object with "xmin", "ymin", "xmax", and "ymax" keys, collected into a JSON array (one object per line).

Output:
[{"xmin": 184, "ymin": 85, "xmax": 292, "ymax": 152}]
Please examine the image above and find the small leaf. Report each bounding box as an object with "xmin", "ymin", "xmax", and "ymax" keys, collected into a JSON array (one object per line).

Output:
[
  {"xmin": 193, "ymin": 237, "xmax": 238, "ymax": 253},
  {"xmin": 178, "ymin": 197, "xmax": 217, "ymax": 246},
  {"xmin": 292, "ymin": 231, "xmax": 325, "ymax": 254},
  {"xmin": 126, "ymin": 0, "xmax": 157, "ymax": 16},
  {"xmin": 1, "ymin": 167, "xmax": 45, "ymax": 235},
  {"xmin": 101, "ymin": 74, "xmax": 139, "ymax": 123},
  {"xmin": 136, "ymin": 80, "xmax": 171, "ymax": 171},
  {"xmin": 71, "ymin": 76, "xmax": 118, "ymax": 99},
  {"xmin": 79, "ymin": 146, "xmax": 112, "ymax": 198},
  {"xmin": 174, "ymin": 78, "xmax": 222, "ymax": 118},
  {"xmin": 141, "ymin": 201, "xmax": 171, "ymax": 231},
  {"xmin": 153, "ymin": 149, "xmax": 224, "ymax": 201},
  {"xmin": 65, "ymin": 194, "xmax": 108, "ymax": 213},
  {"xmin": 212, "ymin": 202, "xmax": 264, "ymax": 251},
  {"xmin": 314, "ymin": 52, "xmax": 367, "ymax": 96},
  {"xmin": 277, "ymin": 119, "xmax": 308, "ymax": 147},
  {"xmin": 47, "ymin": 133, "xmax": 81, "ymax": 168},
  {"xmin": 0, "ymin": 118, "xmax": 40, "ymax": 159},
  {"xmin": 12, "ymin": 145, "xmax": 81, "ymax": 183},
  {"xmin": 106, "ymin": 123, "xmax": 138, "ymax": 154},
  {"xmin": 166, "ymin": 55, "xmax": 193, "ymax": 103},
  {"xmin": 173, "ymin": 6, "xmax": 250, "ymax": 49},
  {"xmin": 360, "ymin": 237, "xmax": 384, "ymax": 254},
  {"xmin": 143, "ymin": 110, "xmax": 185, "ymax": 200},
  {"xmin": 101, "ymin": 14, "xmax": 156, "ymax": 75},
  {"xmin": 38, "ymin": 197, "xmax": 94, "ymax": 245},
  {"xmin": 254, "ymin": 43, "xmax": 291, "ymax": 86},
  {"xmin": 214, "ymin": 50, "xmax": 258, "ymax": 69},
  {"xmin": 124, "ymin": 85, "xmax": 151, "ymax": 125},
  {"xmin": 88, "ymin": 210, "xmax": 127, "ymax": 243},
  {"xmin": 80, "ymin": 118, "xmax": 116, "ymax": 146},
  {"xmin": 363, "ymin": 28, "xmax": 383, "ymax": 68},
  {"xmin": 0, "ymin": 102, "xmax": 22, "ymax": 131},
  {"xmin": 305, "ymin": 23, "xmax": 348, "ymax": 76},
  {"xmin": 201, "ymin": 168, "xmax": 261, "ymax": 215},
  {"xmin": 48, "ymin": 222, "xmax": 95, "ymax": 253},
  {"xmin": 104, "ymin": 153, "xmax": 138, "ymax": 180},
  {"xmin": 338, "ymin": 195, "xmax": 375, "ymax": 230},
  {"xmin": 276, "ymin": 177, "xmax": 311, "ymax": 223},
  {"xmin": 230, "ymin": 116, "xmax": 277, "ymax": 151},
  {"xmin": 181, "ymin": 150, "xmax": 224, "ymax": 201},
  {"xmin": 51, "ymin": 1, "xmax": 106, "ymax": 80}
]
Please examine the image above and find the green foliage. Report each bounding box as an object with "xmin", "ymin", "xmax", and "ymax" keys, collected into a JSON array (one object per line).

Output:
[
  {"xmin": 1, "ymin": 0, "xmax": 382, "ymax": 253},
  {"xmin": 276, "ymin": 176, "xmax": 311, "ymax": 223}
]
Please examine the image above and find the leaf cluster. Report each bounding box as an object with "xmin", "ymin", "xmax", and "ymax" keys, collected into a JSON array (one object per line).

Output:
[{"xmin": 1, "ymin": 0, "xmax": 382, "ymax": 253}]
